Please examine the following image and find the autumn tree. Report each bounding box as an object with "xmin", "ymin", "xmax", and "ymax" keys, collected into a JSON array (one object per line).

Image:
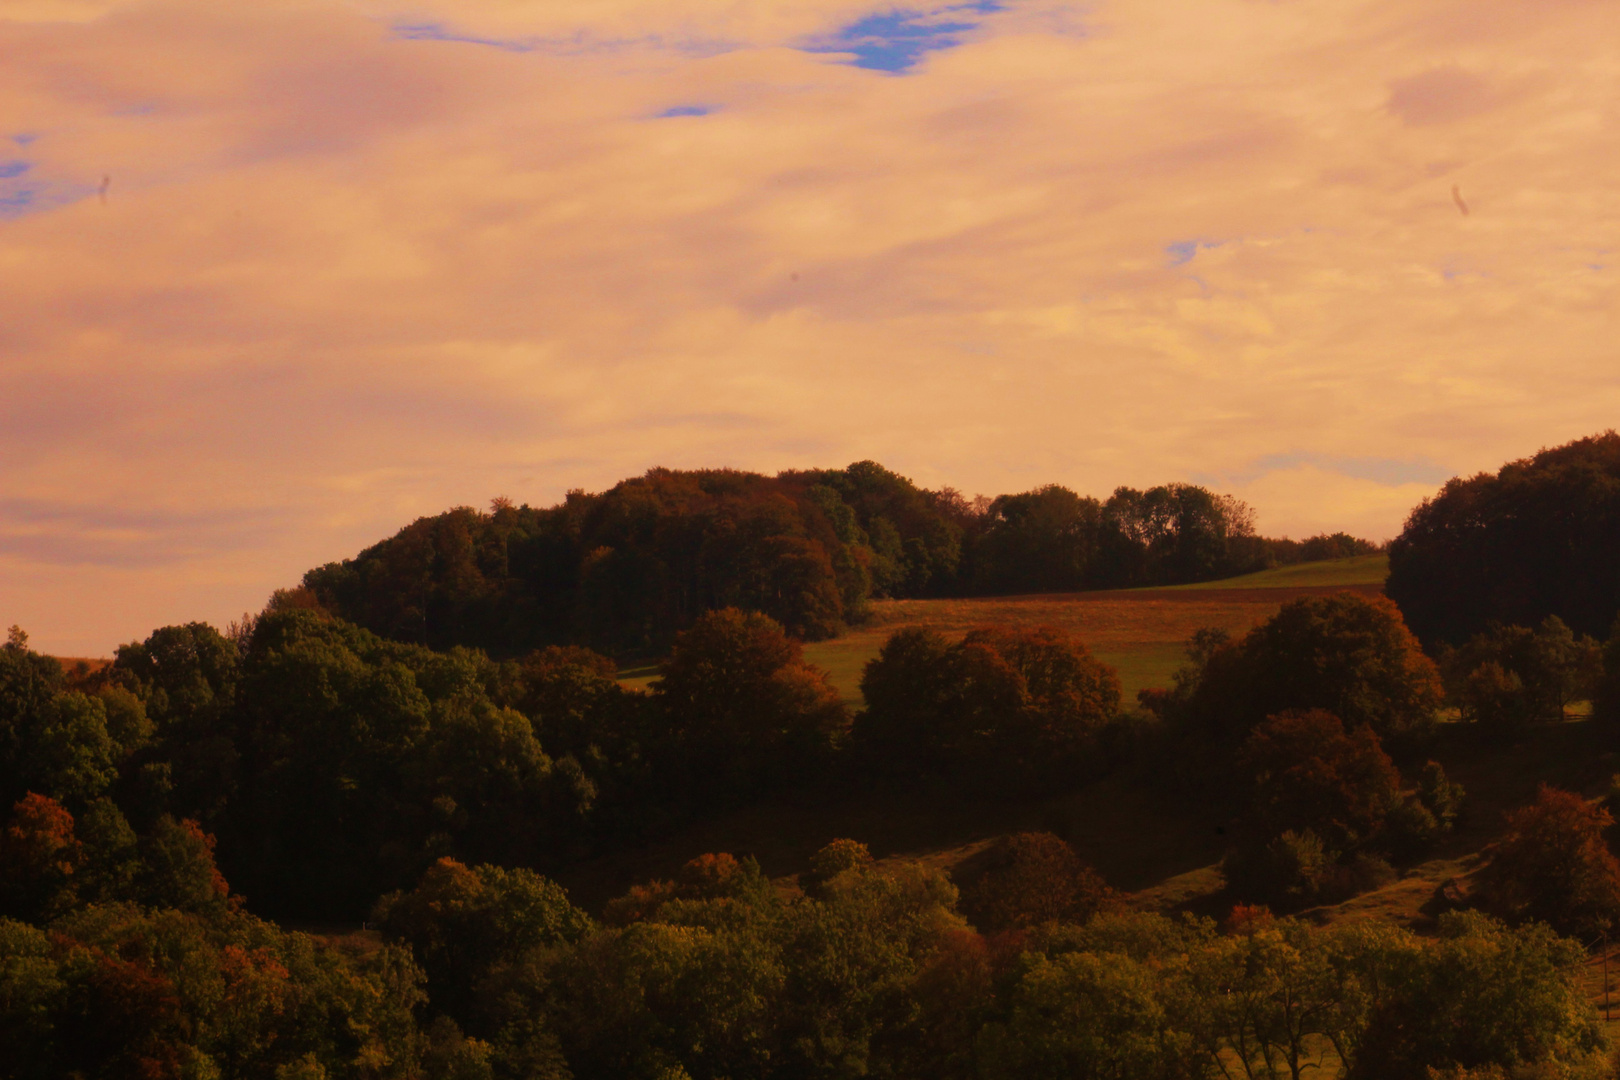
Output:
[
  {"xmin": 1173, "ymin": 593, "xmax": 1443, "ymax": 748},
  {"xmin": 653, "ymin": 608, "xmax": 848, "ymax": 799},
  {"xmin": 957, "ymin": 832, "xmax": 1116, "ymax": 932},
  {"xmin": 1478, "ymin": 785, "xmax": 1620, "ymax": 937},
  {"xmin": 1239, "ymin": 710, "xmax": 1403, "ymax": 853},
  {"xmin": 854, "ymin": 625, "xmax": 1121, "ymax": 792},
  {"xmin": 1388, "ymin": 431, "xmax": 1620, "ymax": 646}
]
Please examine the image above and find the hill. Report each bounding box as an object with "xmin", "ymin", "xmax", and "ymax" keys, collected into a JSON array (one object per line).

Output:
[
  {"xmin": 300, "ymin": 460, "xmax": 1370, "ymax": 661},
  {"xmin": 622, "ymin": 553, "xmax": 1392, "ymax": 705}
]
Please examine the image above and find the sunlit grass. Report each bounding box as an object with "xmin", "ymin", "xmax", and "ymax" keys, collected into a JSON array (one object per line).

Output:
[{"xmin": 1159, "ymin": 553, "xmax": 1388, "ymax": 591}]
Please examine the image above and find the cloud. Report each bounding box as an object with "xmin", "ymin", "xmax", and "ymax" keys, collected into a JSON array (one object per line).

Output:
[
  {"xmin": 1386, "ymin": 66, "xmax": 1498, "ymax": 126},
  {"xmin": 1209, "ymin": 452, "xmax": 1455, "ymax": 490},
  {"xmin": 1234, "ymin": 466, "xmax": 1440, "ymax": 542},
  {"xmin": 2, "ymin": 0, "xmax": 1618, "ymax": 652}
]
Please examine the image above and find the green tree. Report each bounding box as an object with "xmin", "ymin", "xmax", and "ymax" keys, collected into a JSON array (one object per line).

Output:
[
  {"xmin": 1347, "ymin": 912, "xmax": 1602, "ymax": 1080},
  {"xmin": 977, "ymin": 949, "xmax": 1192, "ymax": 1080},
  {"xmin": 374, "ymin": 857, "xmax": 591, "ymax": 1026}
]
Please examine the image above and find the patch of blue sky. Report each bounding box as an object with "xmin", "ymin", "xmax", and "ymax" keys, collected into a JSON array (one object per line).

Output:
[
  {"xmin": 803, "ymin": 1, "xmax": 1006, "ymax": 74},
  {"xmin": 0, "ymin": 188, "xmax": 36, "ymax": 217},
  {"xmin": 0, "ymin": 161, "xmax": 29, "ymax": 179},
  {"xmin": 1167, "ymin": 237, "xmax": 1224, "ymax": 267},
  {"xmin": 655, "ymin": 105, "xmax": 716, "ymax": 119},
  {"xmin": 0, "ymin": 175, "xmax": 98, "ymax": 221},
  {"xmin": 12, "ymin": 134, "xmax": 36, "ymax": 147}
]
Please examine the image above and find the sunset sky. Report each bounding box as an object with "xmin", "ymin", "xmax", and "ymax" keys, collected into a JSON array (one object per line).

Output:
[{"xmin": 2, "ymin": 0, "xmax": 1617, "ymax": 654}]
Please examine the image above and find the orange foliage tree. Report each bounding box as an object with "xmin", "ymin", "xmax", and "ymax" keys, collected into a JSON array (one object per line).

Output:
[{"xmin": 1480, "ymin": 785, "xmax": 1620, "ymax": 938}]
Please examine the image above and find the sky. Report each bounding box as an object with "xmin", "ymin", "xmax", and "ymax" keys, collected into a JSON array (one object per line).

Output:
[{"xmin": 2, "ymin": 0, "xmax": 1617, "ymax": 655}]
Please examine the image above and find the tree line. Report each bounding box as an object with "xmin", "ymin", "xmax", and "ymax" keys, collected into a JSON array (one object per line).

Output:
[
  {"xmin": 1389, "ymin": 430, "xmax": 1620, "ymax": 647},
  {"xmin": 5, "ymin": 586, "xmax": 1620, "ymax": 1076},
  {"xmin": 301, "ymin": 462, "xmax": 1376, "ymax": 656}
]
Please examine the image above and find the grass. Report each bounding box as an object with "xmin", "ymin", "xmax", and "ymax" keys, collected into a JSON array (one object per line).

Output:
[
  {"xmin": 796, "ymin": 554, "xmax": 1391, "ymax": 706},
  {"xmin": 1160, "ymin": 553, "xmax": 1388, "ymax": 591},
  {"xmin": 617, "ymin": 555, "xmax": 1391, "ymax": 704}
]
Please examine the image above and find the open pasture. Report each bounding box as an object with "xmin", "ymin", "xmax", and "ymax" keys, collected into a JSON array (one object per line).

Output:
[{"xmin": 801, "ymin": 554, "xmax": 1390, "ymax": 705}]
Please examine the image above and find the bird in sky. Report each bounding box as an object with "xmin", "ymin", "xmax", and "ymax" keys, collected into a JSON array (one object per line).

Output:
[
  {"xmin": 98, "ymin": 174, "xmax": 111, "ymax": 204},
  {"xmin": 1451, "ymin": 184, "xmax": 1469, "ymax": 216}
]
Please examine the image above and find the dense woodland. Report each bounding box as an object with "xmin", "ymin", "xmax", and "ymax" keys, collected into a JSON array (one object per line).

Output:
[
  {"xmin": 5, "ymin": 433, "xmax": 1620, "ymax": 1079},
  {"xmin": 302, "ymin": 462, "xmax": 1376, "ymax": 655}
]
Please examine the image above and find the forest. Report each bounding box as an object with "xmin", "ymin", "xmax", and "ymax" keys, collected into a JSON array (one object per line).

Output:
[
  {"xmin": 5, "ymin": 431, "xmax": 1620, "ymax": 1079},
  {"xmin": 300, "ymin": 462, "xmax": 1375, "ymax": 655}
]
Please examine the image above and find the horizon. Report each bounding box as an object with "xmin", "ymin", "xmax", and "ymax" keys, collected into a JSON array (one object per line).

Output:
[{"xmin": 3, "ymin": 0, "xmax": 1617, "ymax": 654}]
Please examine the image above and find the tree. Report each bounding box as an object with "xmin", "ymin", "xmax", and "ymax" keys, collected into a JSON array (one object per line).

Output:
[
  {"xmin": 0, "ymin": 794, "xmax": 82, "ymax": 921},
  {"xmin": 1177, "ymin": 919, "xmax": 1351, "ymax": 1080},
  {"xmin": 654, "ymin": 608, "xmax": 848, "ymax": 798},
  {"xmin": 1478, "ymin": 785, "xmax": 1620, "ymax": 937},
  {"xmin": 976, "ymin": 950, "xmax": 1189, "ymax": 1080},
  {"xmin": 853, "ymin": 625, "xmax": 1120, "ymax": 792},
  {"xmin": 374, "ymin": 857, "xmax": 591, "ymax": 1026},
  {"xmin": 1441, "ymin": 617, "xmax": 1604, "ymax": 735},
  {"xmin": 1177, "ymin": 593, "xmax": 1443, "ymax": 747},
  {"xmin": 958, "ymin": 832, "xmax": 1116, "ymax": 932},
  {"xmin": 1347, "ymin": 912, "xmax": 1602, "ymax": 1080},
  {"xmin": 1387, "ymin": 431, "xmax": 1620, "ymax": 646},
  {"xmin": 1239, "ymin": 711, "xmax": 1402, "ymax": 853}
]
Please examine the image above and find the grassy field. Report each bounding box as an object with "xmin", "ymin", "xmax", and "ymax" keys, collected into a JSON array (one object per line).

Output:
[
  {"xmin": 620, "ymin": 555, "xmax": 1392, "ymax": 704},
  {"xmin": 1160, "ymin": 552, "xmax": 1388, "ymax": 591},
  {"xmin": 800, "ymin": 554, "xmax": 1391, "ymax": 705}
]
